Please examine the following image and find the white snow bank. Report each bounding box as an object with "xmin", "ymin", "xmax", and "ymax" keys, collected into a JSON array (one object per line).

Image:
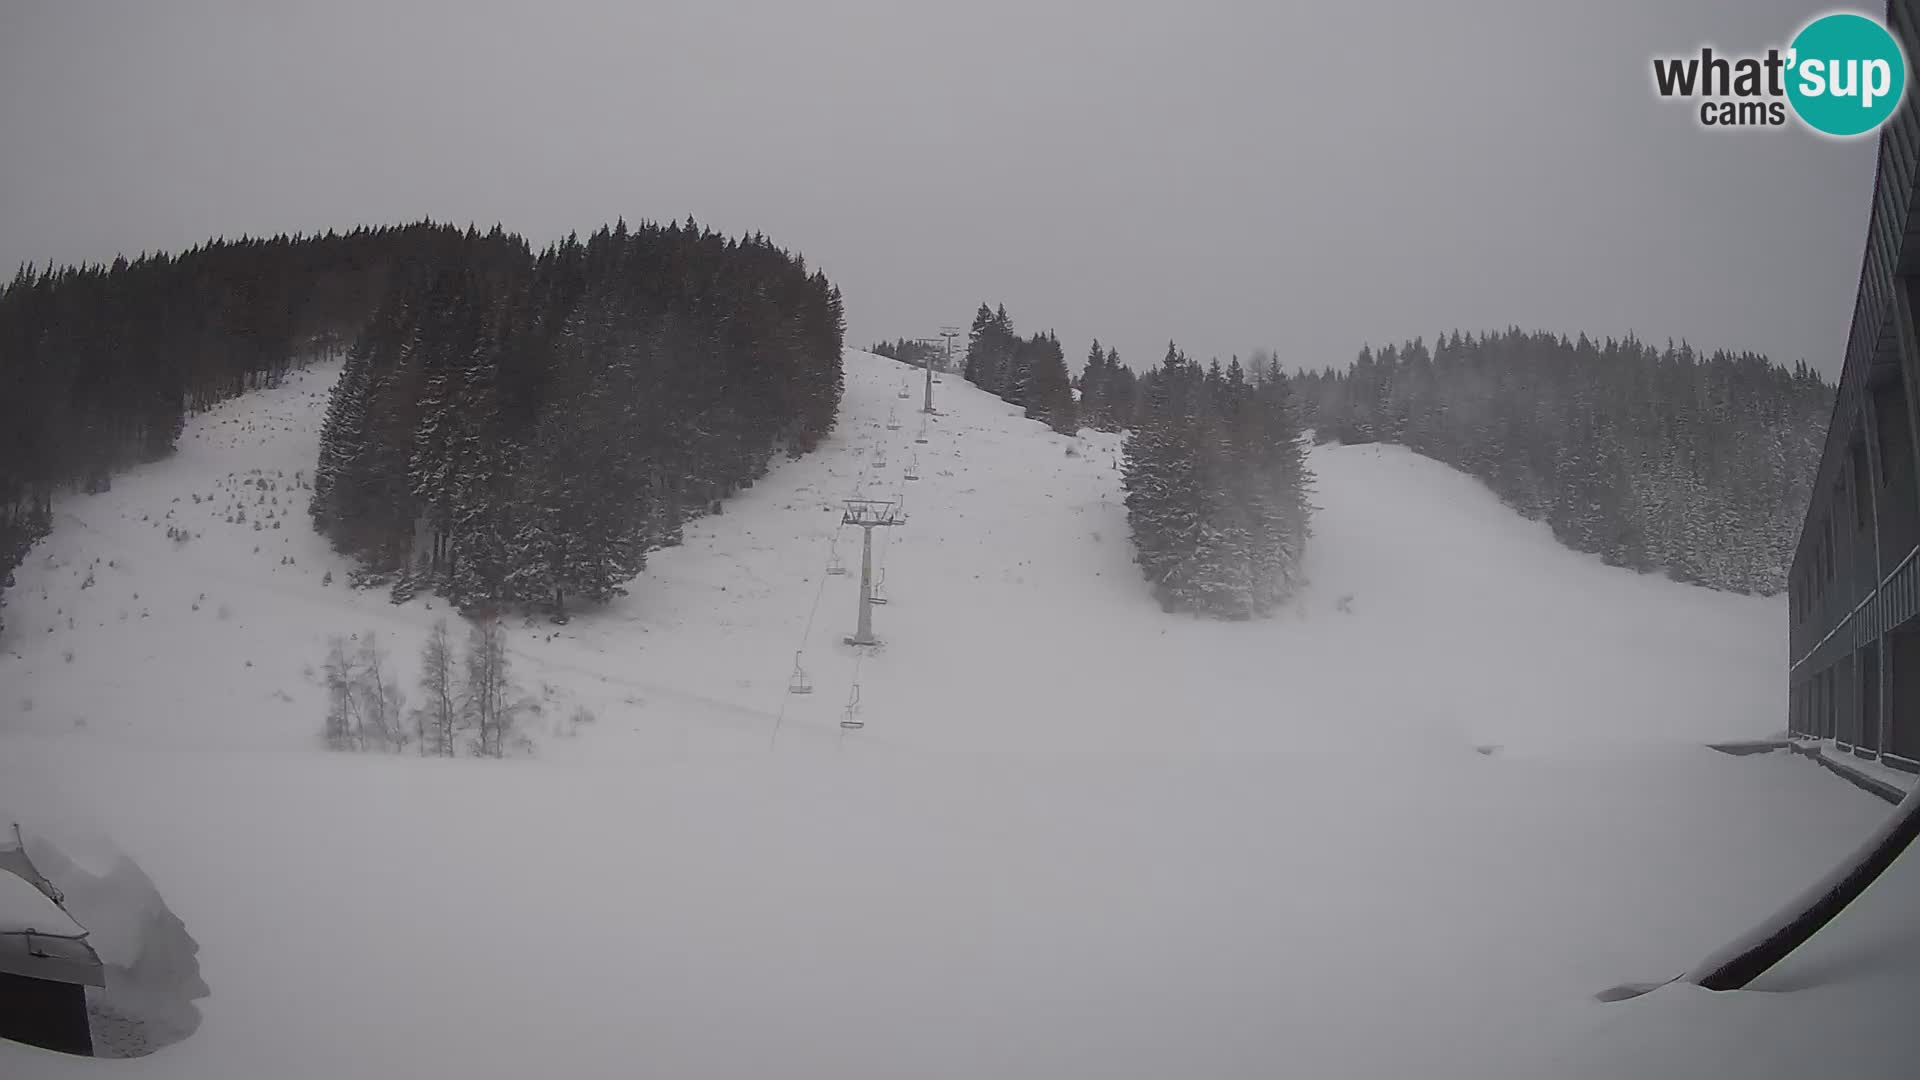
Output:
[
  {"xmin": 0, "ymin": 739, "xmax": 1904, "ymax": 1079},
  {"xmin": 1544, "ymin": 814, "xmax": 1920, "ymax": 1079},
  {"xmin": 0, "ymin": 811, "xmax": 206, "ymax": 1056}
]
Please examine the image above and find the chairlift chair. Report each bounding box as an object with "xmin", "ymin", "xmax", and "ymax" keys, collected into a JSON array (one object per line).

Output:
[
  {"xmin": 869, "ymin": 569, "xmax": 888, "ymax": 605},
  {"xmin": 788, "ymin": 651, "xmax": 813, "ymax": 694},
  {"xmin": 826, "ymin": 545, "xmax": 848, "ymax": 576},
  {"xmin": 904, "ymin": 455, "xmax": 920, "ymax": 481},
  {"xmin": 886, "ymin": 413, "xmax": 901, "ymax": 431},
  {"xmin": 840, "ymin": 684, "xmax": 864, "ymax": 730}
]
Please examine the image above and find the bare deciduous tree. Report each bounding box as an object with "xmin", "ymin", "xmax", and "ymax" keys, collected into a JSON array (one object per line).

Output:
[
  {"xmin": 357, "ymin": 632, "xmax": 407, "ymax": 753},
  {"xmin": 460, "ymin": 618, "xmax": 522, "ymax": 758},
  {"xmin": 320, "ymin": 631, "xmax": 407, "ymax": 753},
  {"xmin": 322, "ymin": 635, "xmax": 362, "ymax": 751},
  {"xmin": 413, "ymin": 618, "xmax": 457, "ymax": 757}
]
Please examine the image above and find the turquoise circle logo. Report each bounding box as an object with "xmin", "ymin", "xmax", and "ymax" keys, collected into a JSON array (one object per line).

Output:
[{"xmin": 1787, "ymin": 13, "xmax": 1908, "ymax": 136}]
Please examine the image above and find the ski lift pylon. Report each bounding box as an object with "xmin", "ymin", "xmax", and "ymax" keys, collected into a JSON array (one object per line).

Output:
[
  {"xmin": 788, "ymin": 651, "xmax": 813, "ymax": 694},
  {"xmin": 840, "ymin": 684, "xmax": 864, "ymax": 730}
]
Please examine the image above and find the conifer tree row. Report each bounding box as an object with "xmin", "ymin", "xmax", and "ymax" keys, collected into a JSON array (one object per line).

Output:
[
  {"xmin": 1075, "ymin": 339, "xmax": 1138, "ymax": 433},
  {"xmin": 0, "ymin": 218, "xmax": 843, "ymax": 637},
  {"xmin": 0, "ymin": 222, "xmax": 481, "ymax": 637},
  {"xmin": 961, "ymin": 303, "xmax": 1078, "ymax": 434},
  {"xmin": 870, "ymin": 338, "xmax": 952, "ymax": 371},
  {"xmin": 1122, "ymin": 344, "xmax": 1313, "ymax": 617},
  {"xmin": 1293, "ymin": 329, "xmax": 1834, "ymax": 594},
  {"xmin": 308, "ymin": 218, "xmax": 846, "ymax": 618}
]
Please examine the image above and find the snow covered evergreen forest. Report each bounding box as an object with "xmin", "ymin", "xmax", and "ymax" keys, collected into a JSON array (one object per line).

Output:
[
  {"xmin": 956, "ymin": 306, "xmax": 1313, "ymax": 618},
  {"xmin": 1294, "ymin": 331, "xmax": 1834, "ymax": 594},
  {"xmin": 0, "ymin": 220, "xmax": 846, "ymax": 633},
  {"xmin": 308, "ymin": 220, "xmax": 845, "ymax": 617},
  {"xmin": 1120, "ymin": 344, "xmax": 1312, "ymax": 617}
]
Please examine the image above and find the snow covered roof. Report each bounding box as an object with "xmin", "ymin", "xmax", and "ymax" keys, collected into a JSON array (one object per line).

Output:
[
  {"xmin": 0, "ymin": 826, "xmax": 106, "ymax": 986},
  {"xmin": 0, "ymin": 870, "xmax": 80, "ymax": 937},
  {"xmin": 0, "ymin": 870, "xmax": 104, "ymax": 985}
]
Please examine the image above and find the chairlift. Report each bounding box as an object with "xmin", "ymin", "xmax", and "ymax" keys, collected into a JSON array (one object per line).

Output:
[
  {"xmin": 869, "ymin": 569, "xmax": 888, "ymax": 606},
  {"xmin": 886, "ymin": 413, "xmax": 901, "ymax": 431},
  {"xmin": 788, "ymin": 651, "xmax": 813, "ymax": 694},
  {"xmin": 897, "ymin": 386, "xmax": 911, "ymax": 399},
  {"xmin": 840, "ymin": 684, "xmax": 864, "ymax": 730},
  {"xmin": 904, "ymin": 460, "xmax": 920, "ymax": 481},
  {"xmin": 826, "ymin": 544, "xmax": 848, "ymax": 576},
  {"xmin": 915, "ymin": 425, "xmax": 928, "ymax": 445}
]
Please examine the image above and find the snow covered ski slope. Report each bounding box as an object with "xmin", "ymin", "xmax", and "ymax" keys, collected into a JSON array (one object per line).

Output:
[{"xmin": 0, "ymin": 350, "xmax": 1912, "ymax": 1078}]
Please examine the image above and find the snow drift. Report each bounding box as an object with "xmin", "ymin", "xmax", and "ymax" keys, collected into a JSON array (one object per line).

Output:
[{"xmin": 1, "ymin": 815, "xmax": 207, "ymax": 1058}]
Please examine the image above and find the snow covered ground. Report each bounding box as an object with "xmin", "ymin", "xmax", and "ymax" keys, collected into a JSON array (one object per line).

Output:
[{"xmin": 0, "ymin": 351, "xmax": 1910, "ymax": 1077}]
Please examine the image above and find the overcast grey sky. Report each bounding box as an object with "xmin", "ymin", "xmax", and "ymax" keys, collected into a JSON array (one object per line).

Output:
[{"xmin": 0, "ymin": 0, "xmax": 1880, "ymax": 376}]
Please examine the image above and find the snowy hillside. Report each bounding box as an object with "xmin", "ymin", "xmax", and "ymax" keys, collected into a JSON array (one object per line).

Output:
[
  {"xmin": 1, "ymin": 351, "xmax": 1780, "ymax": 757},
  {"xmin": 0, "ymin": 350, "xmax": 1911, "ymax": 1078}
]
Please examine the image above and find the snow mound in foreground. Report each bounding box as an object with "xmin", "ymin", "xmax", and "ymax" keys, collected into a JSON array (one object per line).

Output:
[{"xmin": 3, "ymin": 814, "xmax": 207, "ymax": 1058}]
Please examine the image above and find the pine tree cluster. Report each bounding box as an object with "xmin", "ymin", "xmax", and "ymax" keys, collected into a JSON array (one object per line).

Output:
[
  {"xmin": 1122, "ymin": 344, "xmax": 1313, "ymax": 618},
  {"xmin": 309, "ymin": 218, "xmax": 846, "ymax": 618},
  {"xmin": 1294, "ymin": 329, "xmax": 1834, "ymax": 594},
  {"xmin": 961, "ymin": 304, "xmax": 1078, "ymax": 434},
  {"xmin": 1074, "ymin": 339, "xmax": 1139, "ymax": 433},
  {"xmin": 870, "ymin": 338, "xmax": 953, "ymax": 372},
  {"xmin": 0, "ymin": 223, "xmax": 473, "ymax": 638}
]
